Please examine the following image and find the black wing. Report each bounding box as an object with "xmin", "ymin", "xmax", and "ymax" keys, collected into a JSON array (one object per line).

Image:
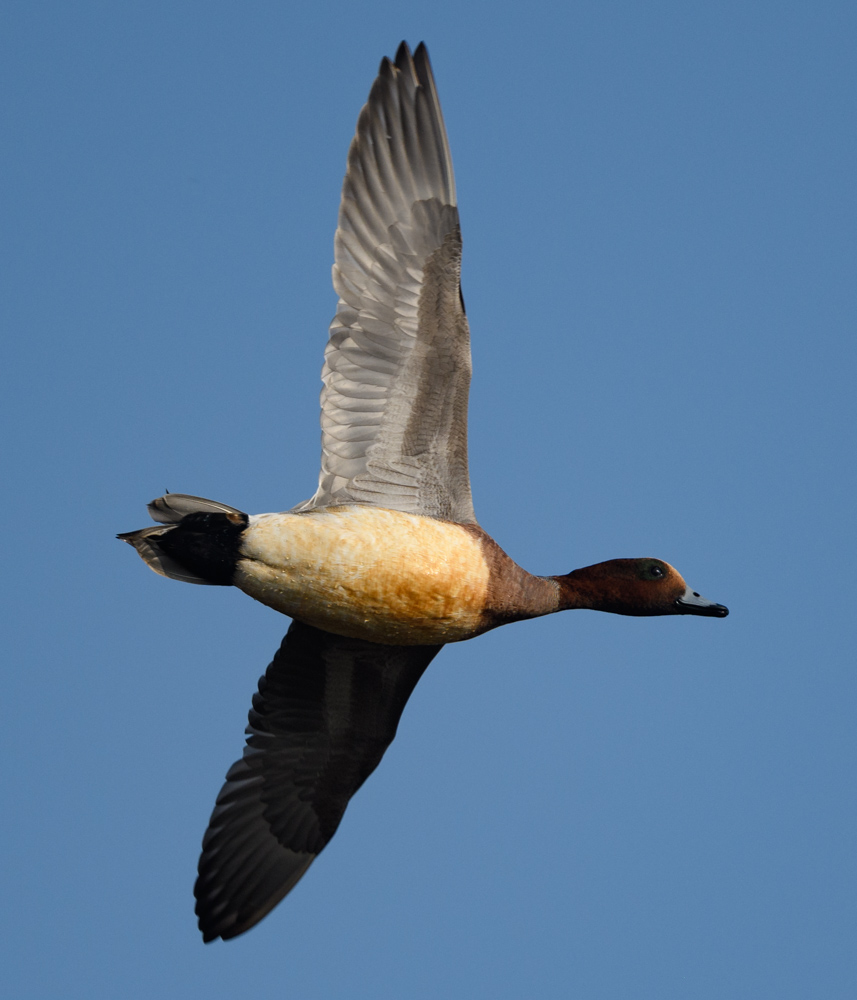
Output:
[{"xmin": 195, "ymin": 621, "xmax": 442, "ymax": 942}]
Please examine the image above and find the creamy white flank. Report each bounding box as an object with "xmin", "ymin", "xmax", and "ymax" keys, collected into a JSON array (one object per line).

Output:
[{"xmin": 233, "ymin": 506, "xmax": 490, "ymax": 645}]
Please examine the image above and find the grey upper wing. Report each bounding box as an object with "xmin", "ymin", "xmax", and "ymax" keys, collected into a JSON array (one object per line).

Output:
[
  {"xmin": 295, "ymin": 42, "xmax": 476, "ymax": 523},
  {"xmin": 194, "ymin": 621, "xmax": 441, "ymax": 942}
]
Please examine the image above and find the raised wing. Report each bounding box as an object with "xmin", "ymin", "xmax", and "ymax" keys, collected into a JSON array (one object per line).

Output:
[
  {"xmin": 296, "ymin": 42, "xmax": 476, "ymax": 523},
  {"xmin": 194, "ymin": 621, "xmax": 441, "ymax": 942}
]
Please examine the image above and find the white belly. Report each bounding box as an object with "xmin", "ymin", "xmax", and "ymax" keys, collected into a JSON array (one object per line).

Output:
[{"xmin": 233, "ymin": 507, "xmax": 490, "ymax": 644}]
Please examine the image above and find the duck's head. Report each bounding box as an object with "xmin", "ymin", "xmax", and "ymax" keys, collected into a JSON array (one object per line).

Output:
[{"xmin": 558, "ymin": 558, "xmax": 728, "ymax": 617}]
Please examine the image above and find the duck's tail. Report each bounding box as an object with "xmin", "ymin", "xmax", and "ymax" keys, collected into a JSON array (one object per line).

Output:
[{"xmin": 118, "ymin": 494, "xmax": 248, "ymax": 586}]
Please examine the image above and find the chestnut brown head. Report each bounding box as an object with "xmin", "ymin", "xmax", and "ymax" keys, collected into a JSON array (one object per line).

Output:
[{"xmin": 558, "ymin": 558, "xmax": 728, "ymax": 617}]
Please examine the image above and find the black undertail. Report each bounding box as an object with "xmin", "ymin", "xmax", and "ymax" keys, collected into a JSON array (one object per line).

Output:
[{"xmin": 155, "ymin": 511, "xmax": 249, "ymax": 586}]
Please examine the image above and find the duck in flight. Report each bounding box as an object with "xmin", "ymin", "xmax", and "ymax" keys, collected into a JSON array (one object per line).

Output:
[{"xmin": 120, "ymin": 42, "xmax": 728, "ymax": 943}]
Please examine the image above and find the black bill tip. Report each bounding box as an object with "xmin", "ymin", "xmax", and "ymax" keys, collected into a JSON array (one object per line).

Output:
[{"xmin": 675, "ymin": 587, "xmax": 729, "ymax": 618}]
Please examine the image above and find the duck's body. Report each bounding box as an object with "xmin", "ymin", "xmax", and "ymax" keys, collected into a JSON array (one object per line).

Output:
[
  {"xmin": 120, "ymin": 43, "xmax": 727, "ymax": 943},
  {"xmin": 235, "ymin": 507, "xmax": 555, "ymax": 645}
]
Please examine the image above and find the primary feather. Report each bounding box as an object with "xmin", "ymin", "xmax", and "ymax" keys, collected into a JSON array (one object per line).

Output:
[{"xmin": 295, "ymin": 42, "xmax": 475, "ymax": 523}]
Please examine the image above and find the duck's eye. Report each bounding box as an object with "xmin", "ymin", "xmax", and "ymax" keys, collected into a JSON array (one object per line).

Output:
[{"xmin": 649, "ymin": 565, "xmax": 665, "ymax": 579}]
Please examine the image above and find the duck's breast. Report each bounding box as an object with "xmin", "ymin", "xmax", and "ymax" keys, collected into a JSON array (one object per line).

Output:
[{"xmin": 234, "ymin": 507, "xmax": 491, "ymax": 644}]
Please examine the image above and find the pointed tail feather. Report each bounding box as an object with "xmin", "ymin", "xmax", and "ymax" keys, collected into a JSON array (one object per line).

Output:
[
  {"xmin": 118, "ymin": 494, "xmax": 248, "ymax": 585},
  {"xmin": 148, "ymin": 493, "xmax": 246, "ymax": 524}
]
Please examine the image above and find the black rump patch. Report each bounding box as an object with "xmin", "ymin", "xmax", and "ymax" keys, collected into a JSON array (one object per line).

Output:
[{"xmin": 156, "ymin": 511, "xmax": 249, "ymax": 586}]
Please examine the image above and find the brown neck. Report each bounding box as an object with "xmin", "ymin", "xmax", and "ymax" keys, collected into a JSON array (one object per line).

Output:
[
  {"xmin": 551, "ymin": 561, "xmax": 653, "ymax": 616},
  {"xmin": 552, "ymin": 571, "xmax": 604, "ymax": 612}
]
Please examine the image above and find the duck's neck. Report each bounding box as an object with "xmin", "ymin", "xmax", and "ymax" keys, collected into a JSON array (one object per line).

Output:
[
  {"xmin": 551, "ymin": 562, "xmax": 649, "ymax": 615},
  {"xmin": 551, "ymin": 570, "xmax": 604, "ymax": 612}
]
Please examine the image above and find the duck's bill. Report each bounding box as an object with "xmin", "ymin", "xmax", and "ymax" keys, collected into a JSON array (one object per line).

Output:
[{"xmin": 675, "ymin": 586, "xmax": 729, "ymax": 617}]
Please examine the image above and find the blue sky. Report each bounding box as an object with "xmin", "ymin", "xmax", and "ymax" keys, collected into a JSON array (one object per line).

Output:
[{"xmin": 3, "ymin": 1, "xmax": 856, "ymax": 997}]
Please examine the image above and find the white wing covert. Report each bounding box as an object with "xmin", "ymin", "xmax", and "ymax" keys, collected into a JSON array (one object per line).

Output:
[{"xmin": 295, "ymin": 42, "xmax": 475, "ymax": 524}]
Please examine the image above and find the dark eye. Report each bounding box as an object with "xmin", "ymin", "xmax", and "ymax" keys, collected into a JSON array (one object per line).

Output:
[{"xmin": 650, "ymin": 565, "xmax": 665, "ymax": 579}]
